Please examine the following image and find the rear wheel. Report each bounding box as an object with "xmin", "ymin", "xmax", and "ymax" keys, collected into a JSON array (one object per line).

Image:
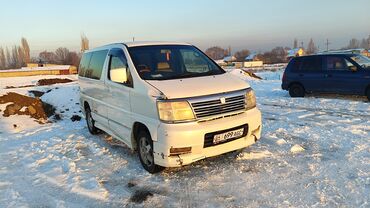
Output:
[
  {"xmin": 137, "ymin": 130, "xmax": 164, "ymax": 174},
  {"xmin": 366, "ymin": 88, "xmax": 370, "ymax": 101},
  {"xmin": 85, "ymin": 107, "xmax": 99, "ymax": 135},
  {"xmin": 289, "ymin": 84, "xmax": 305, "ymax": 97}
]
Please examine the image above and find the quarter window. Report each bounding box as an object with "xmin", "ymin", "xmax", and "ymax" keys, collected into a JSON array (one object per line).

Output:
[
  {"xmin": 85, "ymin": 50, "xmax": 108, "ymax": 80},
  {"xmin": 78, "ymin": 52, "xmax": 92, "ymax": 77},
  {"xmin": 300, "ymin": 57, "xmax": 322, "ymax": 71},
  {"xmin": 291, "ymin": 57, "xmax": 322, "ymax": 71}
]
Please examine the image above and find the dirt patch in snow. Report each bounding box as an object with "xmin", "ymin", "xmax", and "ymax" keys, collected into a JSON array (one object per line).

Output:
[
  {"xmin": 130, "ymin": 189, "xmax": 154, "ymax": 203},
  {"xmin": 28, "ymin": 90, "xmax": 45, "ymax": 97},
  {"xmin": 5, "ymin": 78, "xmax": 73, "ymax": 89},
  {"xmin": 70, "ymin": 115, "xmax": 81, "ymax": 122},
  {"xmin": 241, "ymin": 69, "xmax": 262, "ymax": 80},
  {"xmin": 0, "ymin": 92, "xmax": 55, "ymax": 123},
  {"xmin": 37, "ymin": 78, "xmax": 73, "ymax": 86},
  {"xmin": 5, "ymin": 84, "xmax": 34, "ymax": 89}
]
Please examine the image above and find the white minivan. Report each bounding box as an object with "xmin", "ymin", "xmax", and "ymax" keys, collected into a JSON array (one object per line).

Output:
[{"xmin": 78, "ymin": 42, "xmax": 262, "ymax": 173}]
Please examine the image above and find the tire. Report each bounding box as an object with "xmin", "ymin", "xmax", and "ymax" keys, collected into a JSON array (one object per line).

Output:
[
  {"xmin": 137, "ymin": 130, "xmax": 165, "ymax": 174},
  {"xmin": 289, "ymin": 84, "xmax": 305, "ymax": 97},
  {"xmin": 85, "ymin": 107, "xmax": 100, "ymax": 135},
  {"xmin": 366, "ymin": 88, "xmax": 370, "ymax": 101}
]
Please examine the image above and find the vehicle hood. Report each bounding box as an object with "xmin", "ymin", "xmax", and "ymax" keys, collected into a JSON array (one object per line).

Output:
[{"xmin": 146, "ymin": 73, "xmax": 250, "ymax": 99}]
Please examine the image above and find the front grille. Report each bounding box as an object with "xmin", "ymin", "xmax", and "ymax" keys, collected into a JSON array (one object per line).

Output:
[
  {"xmin": 190, "ymin": 90, "xmax": 246, "ymax": 119},
  {"xmin": 204, "ymin": 124, "xmax": 248, "ymax": 148}
]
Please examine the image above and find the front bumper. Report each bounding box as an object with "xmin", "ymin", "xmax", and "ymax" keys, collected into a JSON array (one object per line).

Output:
[{"xmin": 153, "ymin": 108, "xmax": 262, "ymax": 167}]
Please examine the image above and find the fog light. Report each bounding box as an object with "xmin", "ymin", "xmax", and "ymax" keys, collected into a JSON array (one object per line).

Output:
[{"xmin": 170, "ymin": 147, "xmax": 192, "ymax": 156}]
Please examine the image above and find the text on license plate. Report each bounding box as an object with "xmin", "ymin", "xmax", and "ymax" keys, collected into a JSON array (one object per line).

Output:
[{"xmin": 213, "ymin": 128, "xmax": 244, "ymax": 144}]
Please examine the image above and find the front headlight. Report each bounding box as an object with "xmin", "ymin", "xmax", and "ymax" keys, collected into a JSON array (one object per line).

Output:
[
  {"xmin": 245, "ymin": 88, "xmax": 256, "ymax": 110},
  {"xmin": 157, "ymin": 101, "xmax": 195, "ymax": 122}
]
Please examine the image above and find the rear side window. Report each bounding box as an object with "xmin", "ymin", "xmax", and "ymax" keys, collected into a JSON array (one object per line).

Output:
[
  {"xmin": 326, "ymin": 56, "xmax": 353, "ymax": 71},
  {"xmin": 84, "ymin": 50, "xmax": 109, "ymax": 80},
  {"xmin": 299, "ymin": 56, "xmax": 322, "ymax": 71},
  {"xmin": 78, "ymin": 52, "xmax": 92, "ymax": 77}
]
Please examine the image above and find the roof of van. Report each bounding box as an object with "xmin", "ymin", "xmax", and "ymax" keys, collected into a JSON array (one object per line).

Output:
[
  {"xmin": 84, "ymin": 41, "xmax": 193, "ymax": 53},
  {"xmin": 125, "ymin": 41, "xmax": 192, "ymax": 47},
  {"xmin": 294, "ymin": 53, "xmax": 354, "ymax": 58}
]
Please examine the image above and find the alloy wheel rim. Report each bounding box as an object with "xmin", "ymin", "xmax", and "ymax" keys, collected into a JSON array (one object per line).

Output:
[{"xmin": 139, "ymin": 136, "xmax": 153, "ymax": 166}]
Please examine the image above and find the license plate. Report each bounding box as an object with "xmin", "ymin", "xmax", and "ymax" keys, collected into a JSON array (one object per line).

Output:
[{"xmin": 213, "ymin": 128, "xmax": 244, "ymax": 144}]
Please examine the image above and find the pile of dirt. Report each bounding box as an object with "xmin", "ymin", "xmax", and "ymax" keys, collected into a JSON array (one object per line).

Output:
[
  {"xmin": 37, "ymin": 78, "xmax": 73, "ymax": 86},
  {"xmin": 0, "ymin": 92, "xmax": 55, "ymax": 123}
]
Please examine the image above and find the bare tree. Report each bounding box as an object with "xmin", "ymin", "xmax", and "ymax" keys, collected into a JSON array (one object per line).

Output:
[
  {"xmin": 21, "ymin": 37, "xmax": 31, "ymax": 63},
  {"xmin": 234, "ymin": 49, "xmax": 250, "ymax": 61},
  {"xmin": 17, "ymin": 46, "xmax": 25, "ymax": 67},
  {"xmin": 348, "ymin": 38, "xmax": 360, "ymax": 49},
  {"xmin": 0, "ymin": 47, "xmax": 6, "ymax": 70},
  {"xmin": 55, "ymin": 47, "xmax": 70, "ymax": 64},
  {"xmin": 360, "ymin": 38, "xmax": 368, "ymax": 49},
  {"xmin": 10, "ymin": 46, "xmax": 19, "ymax": 68},
  {"xmin": 81, "ymin": 34, "xmax": 89, "ymax": 52},
  {"xmin": 205, "ymin": 46, "xmax": 228, "ymax": 60},
  {"xmin": 67, "ymin": 51, "xmax": 81, "ymax": 67},
  {"xmin": 5, "ymin": 47, "xmax": 11, "ymax": 68},
  {"xmin": 293, "ymin": 39, "xmax": 298, "ymax": 48},
  {"xmin": 39, "ymin": 51, "xmax": 57, "ymax": 63},
  {"xmin": 257, "ymin": 47, "xmax": 288, "ymax": 64},
  {"xmin": 306, "ymin": 38, "xmax": 317, "ymax": 54}
]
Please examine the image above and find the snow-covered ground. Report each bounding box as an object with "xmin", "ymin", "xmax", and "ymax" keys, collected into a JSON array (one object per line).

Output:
[{"xmin": 0, "ymin": 72, "xmax": 369, "ymax": 207}]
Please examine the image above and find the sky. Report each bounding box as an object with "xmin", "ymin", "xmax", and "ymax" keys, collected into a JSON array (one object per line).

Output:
[{"xmin": 1, "ymin": 0, "xmax": 369, "ymax": 56}]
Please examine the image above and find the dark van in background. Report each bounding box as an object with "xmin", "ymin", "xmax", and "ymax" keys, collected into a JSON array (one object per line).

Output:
[{"xmin": 282, "ymin": 54, "xmax": 370, "ymax": 101}]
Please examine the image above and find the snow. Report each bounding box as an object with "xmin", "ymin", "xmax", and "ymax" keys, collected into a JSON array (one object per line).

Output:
[
  {"xmin": 0, "ymin": 65, "xmax": 72, "ymax": 73},
  {"xmin": 0, "ymin": 72, "xmax": 369, "ymax": 207}
]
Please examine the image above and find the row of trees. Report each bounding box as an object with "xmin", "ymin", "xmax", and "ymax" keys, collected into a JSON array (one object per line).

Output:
[
  {"xmin": 0, "ymin": 35, "xmax": 90, "ymax": 70},
  {"xmin": 205, "ymin": 46, "xmax": 290, "ymax": 64},
  {"xmin": 38, "ymin": 34, "xmax": 89, "ymax": 67},
  {"xmin": 205, "ymin": 47, "xmax": 251, "ymax": 61},
  {"xmin": 0, "ymin": 38, "xmax": 31, "ymax": 70},
  {"xmin": 292, "ymin": 36, "xmax": 370, "ymax": 53},
  {"xmin": 206, "ymin": 35, "xmax": 369, "ymax": 64},
  {"xmin": 342, "ymin": 35, "xmax": 370, "ymax": 50}
]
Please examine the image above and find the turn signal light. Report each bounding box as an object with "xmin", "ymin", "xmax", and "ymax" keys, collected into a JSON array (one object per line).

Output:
[{"xmin": 170, "ymin": 147, "xmax": 192, "ymax": 156}]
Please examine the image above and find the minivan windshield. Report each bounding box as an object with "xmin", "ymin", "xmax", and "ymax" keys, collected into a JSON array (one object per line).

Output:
[{"xmin": 128, "ymin": 45, "xmax": 225, "ymax": 80}]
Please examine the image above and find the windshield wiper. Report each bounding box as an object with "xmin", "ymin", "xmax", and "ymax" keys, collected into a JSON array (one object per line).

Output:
[{"xmin": 149, "ymin": 70, "xmax": 222, "ymax": 81}]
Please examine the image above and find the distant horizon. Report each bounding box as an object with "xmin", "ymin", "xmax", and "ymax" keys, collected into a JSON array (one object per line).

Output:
[{"xmin": 1, "ymin": 0, "xmax": 369, "ymax": 57}]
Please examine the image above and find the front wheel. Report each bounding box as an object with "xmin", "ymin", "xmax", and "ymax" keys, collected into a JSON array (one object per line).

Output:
[
  {"xmin": 289, "ymin": 84, "xmax": 305, "ymax": 97},
  {"xmin": 85, "ymin": 107, "xmax": 100, "ymax": 135},
  {"xmin": 137, "ymin": 130, "xmax": 165, "ymax": 174}
]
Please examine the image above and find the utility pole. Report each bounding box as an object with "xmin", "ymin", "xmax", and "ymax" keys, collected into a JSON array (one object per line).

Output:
[
  {"xmin": 326, "ymin": 39, "xmax": 330, "ymax": 52},
  {"xmin": 301, "ymin": 41, "xmax": 304, "ymax": 49},
  {"xmin": 133, "ymin": 37, "xmax": 135, "ymax": 42},
  {"xmin": 228, "ymin": 46, "xmax": 231, "ymax": 56}
]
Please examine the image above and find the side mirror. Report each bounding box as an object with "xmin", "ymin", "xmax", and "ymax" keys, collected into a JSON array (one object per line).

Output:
[
  {"xmin": 110, "ymin": 66, "xmax": 128, "ymax": 84},
  {"xmin": 349, "ymin": 65, "xmax": 358, "ymax": 72}
]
